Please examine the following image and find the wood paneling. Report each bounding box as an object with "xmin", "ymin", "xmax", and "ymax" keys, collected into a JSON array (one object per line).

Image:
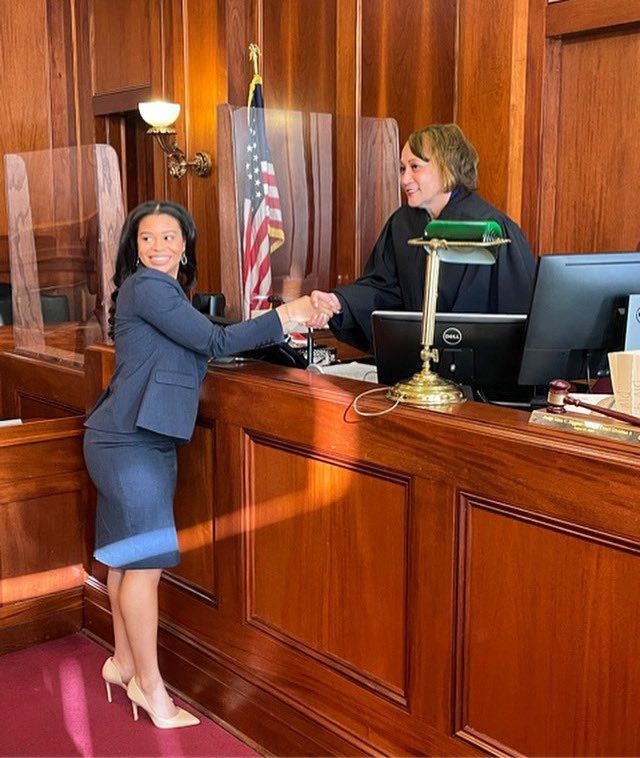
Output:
[
  {"xmin": 359, "ymin": 118, "xmax": 400, "ymax": 264},
  {"xmin": 361, "ymin": 0, "xmax": 456, "ymax": 139},
  {"xmin": 456, "ymin": 0, "xmax": 529, "ymax": 220},
  {"xmin": 261, "ymin": 0, "xmax": 337, "ymax": 113},
  {"xmin": 540, "ymin": 27, "xmax": 640, "ymax": 253},
  {"xmin": 81, "ymin": 348, "xmax": 640, "ymax": 755},
  {"xmin": 90, "ymin": 0, "xmax": 155, "ymax": 97},
  {"xmin": 457, "ymin": 496, "xmax": 640, "ymax": 755},
  {"xmin": 547, "ymin": 0, "xmax": 640, "ymax": 38},
  {"xmin": 0, "ymin": 587, "xmax": 83, "ymax": 655},
  {"xmin": 0, "ymin": 1, "xmax": 95, "ymax": 286},
  {"xmin": 335, "ymin": 0, "xmax": 360, "ymax": 285},
  {"xmin": 0, "ymin": 1, "xmax": 52, "ymax": 237},
  {"xmin": 0, "ymin": 351, "xmax": 84, "ymax": 419},
  {"xmin": 179, "ymin": 0, "xmax": 226, "ymax": 292},
  {"xmin": 0, "ymin": 417, "xmax": 88, "ymax": 652},
  {"xmin": 169, "ymin": 423, "xmax": 216, "ymax": 598},
  {"xmin": 224, "ymin": 0, "xmax": 259, "ymax": 106},
  {"xmin": 247, "ymin": 437, "xmax": 408, "ymax": 696}
]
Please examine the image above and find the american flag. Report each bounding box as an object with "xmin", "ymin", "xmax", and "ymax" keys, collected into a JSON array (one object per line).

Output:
[{"xmin": 242, "ymin": 73, "xmax": 284, "ymax": 319}]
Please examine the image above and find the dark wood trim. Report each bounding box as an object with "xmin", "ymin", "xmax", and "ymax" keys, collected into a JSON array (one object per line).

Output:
[
  {"xmin": 546, "ymin": 0, "xmax": 640, "ymax": 38},
  {"xmin": 92, "ymin": 85, "xmax": 152, "ymax": 116},
  {"xmin": 335, "ymin": 0, "xmax": 361, "ymax": 285},
  {"xmin": 520, "ymin": 0, "xmax": 547, "ymax": 253},
  {"xmin": 537, "ymin": 39, "xmax": 561, "ymax": 255},
  {"xmin": 0, "ymin": 587, "xmax": 83, "ymax": 654}
]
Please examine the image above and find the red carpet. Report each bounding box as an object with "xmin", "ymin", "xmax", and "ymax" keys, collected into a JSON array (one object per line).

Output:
[{"xmin": 0, "ymin": 634, "xmax": 258, "ymax": 757}]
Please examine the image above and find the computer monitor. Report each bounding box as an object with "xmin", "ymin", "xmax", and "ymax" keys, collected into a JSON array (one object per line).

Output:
[
  {"xmin": 371, "ymin": 311, "xmax": 527, "ymax": 396},
  {"xmin": 518, "ymin": 252, "xmax": 640, "ymax": 386}
]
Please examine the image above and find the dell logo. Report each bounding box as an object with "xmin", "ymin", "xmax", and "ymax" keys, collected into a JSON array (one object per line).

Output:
[
  {"xmin": 635, "ymin": 307, "xmax": 640, "ymax": 323},
  {"xmin": 442, "ymin": 327, "xmax": 463, "ymax": 346}
]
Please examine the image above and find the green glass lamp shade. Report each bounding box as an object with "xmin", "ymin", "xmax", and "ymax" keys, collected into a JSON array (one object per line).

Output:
[{"xmin": 423, "ymin": 219, "xmax": 504, "ymax": 264}]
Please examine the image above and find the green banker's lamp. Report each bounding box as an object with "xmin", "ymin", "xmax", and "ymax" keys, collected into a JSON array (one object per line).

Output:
[{"xmin": 387, "ymin": 219, "xmax": 510, "ymax": 407}]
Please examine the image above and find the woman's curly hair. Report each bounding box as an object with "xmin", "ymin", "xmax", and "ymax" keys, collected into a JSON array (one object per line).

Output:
[{"xmin": 108, "ymin": 201, "xmax": 197, "ymax": 339}]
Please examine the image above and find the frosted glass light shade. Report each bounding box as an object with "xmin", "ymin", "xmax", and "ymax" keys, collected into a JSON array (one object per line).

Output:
[{"xmin": 138, "ymin": 101, "xmax": 181, "ymax": 128}]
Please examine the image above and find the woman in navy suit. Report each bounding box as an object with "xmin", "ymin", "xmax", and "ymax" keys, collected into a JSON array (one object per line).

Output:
[{"xmin": 84, "ymin": 201, "xmax": 334, "ymax": 728}]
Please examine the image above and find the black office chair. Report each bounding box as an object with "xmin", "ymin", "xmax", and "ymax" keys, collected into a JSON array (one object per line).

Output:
[
  {"xmin": 0, "ymin": 292, "xmax": 70, "ymax": 326},
  {"xmin": 40, "ymin": 294, "xmax": 70, "ymax": 324},
  {"xmin": 192, "ymin": 292, "xmax": 226, "ymax": 317},
  {"xmin": 0, "ymin": 296, "xmax": 11, "ymax": 326}
]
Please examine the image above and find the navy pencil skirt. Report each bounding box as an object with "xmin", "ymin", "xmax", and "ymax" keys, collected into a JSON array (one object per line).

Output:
[{"xmin": 83, "ymin": 427, "xmax": 180, "ymax": 570}]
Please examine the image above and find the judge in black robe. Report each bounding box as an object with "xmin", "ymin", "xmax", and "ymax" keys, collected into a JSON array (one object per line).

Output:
[{"xmin": 310, "ymin": 124, "xmax": 536, "ymax": 352}]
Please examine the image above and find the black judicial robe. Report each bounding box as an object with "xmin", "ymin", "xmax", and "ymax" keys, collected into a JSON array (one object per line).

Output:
[{"xmin": 330, "ymin": 189, "xmax": 536, "ymax": 351}]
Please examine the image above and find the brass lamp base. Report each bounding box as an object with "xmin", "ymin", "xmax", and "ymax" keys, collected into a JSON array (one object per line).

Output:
[{"xmin": 387, "ymin": 365, "xmax": 465, "ymax": 406}]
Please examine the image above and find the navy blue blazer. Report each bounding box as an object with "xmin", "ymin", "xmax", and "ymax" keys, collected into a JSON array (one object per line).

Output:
[{"xmin": 85, "ymin": 267, "xmax": 284, "ymax": 442}]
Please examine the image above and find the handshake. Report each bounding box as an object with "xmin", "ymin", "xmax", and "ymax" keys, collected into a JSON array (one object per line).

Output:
[{"xmin": 275, "ymin": 290, "xmax": 342, "ymax": 329}]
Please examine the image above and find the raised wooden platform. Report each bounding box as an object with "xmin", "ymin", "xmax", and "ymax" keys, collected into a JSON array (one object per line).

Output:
[{"xmin": 78, "ymin": 348, "xmax": 640, "ymax": 756}]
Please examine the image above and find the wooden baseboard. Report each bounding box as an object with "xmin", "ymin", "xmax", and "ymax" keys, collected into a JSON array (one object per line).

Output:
[
  {"xmin": 83, "ymin": 579, "xmax": 364, "ymax": 756},
  {"xmin": 0, "ymin": 586, "xmax": 83, "ymax": 654}
]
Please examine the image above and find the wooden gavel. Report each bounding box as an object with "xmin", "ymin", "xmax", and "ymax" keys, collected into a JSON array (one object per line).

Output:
[{"xmin": 547, "ymin": 379, "xmax": 640, "ymax": 428}]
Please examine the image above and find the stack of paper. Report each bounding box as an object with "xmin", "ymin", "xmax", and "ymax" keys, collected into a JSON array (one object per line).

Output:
[{"xmin": 608, "ymin": 350, "xmax": 640, "ymax": 415}]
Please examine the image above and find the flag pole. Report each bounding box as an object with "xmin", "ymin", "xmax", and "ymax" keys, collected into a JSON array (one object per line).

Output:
[
  {"xmin": 248, "ymin": 43, "xmax": 261, "ymax": 76},
  {"xmin": 247, "ymin": 43, "xmax": 263, "ymax": 116}
]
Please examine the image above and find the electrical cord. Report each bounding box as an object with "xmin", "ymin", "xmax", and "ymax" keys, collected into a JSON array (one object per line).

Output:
[{"xmin": 351, "ymin": 386, "xmax": 401, "ymax": 417}]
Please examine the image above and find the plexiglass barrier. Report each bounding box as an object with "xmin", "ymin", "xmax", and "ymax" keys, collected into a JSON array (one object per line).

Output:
[
  {"xmin": 3, "ymin": 144, "xmax": 124, "ymax": 365},
  {"xmin": 217, "ymin": 105, "xmax": 400, "ymax": 321}
]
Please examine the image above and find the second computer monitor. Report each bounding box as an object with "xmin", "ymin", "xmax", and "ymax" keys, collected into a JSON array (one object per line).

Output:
[{"xmin": 518, "ymin": 252, "xmax": 640, "ymax": 386}]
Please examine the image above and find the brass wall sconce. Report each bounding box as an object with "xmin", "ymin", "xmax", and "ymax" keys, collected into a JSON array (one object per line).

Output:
[{"xmin": 138, "ymin": 101, "xmax": 212, "ymax": 179}]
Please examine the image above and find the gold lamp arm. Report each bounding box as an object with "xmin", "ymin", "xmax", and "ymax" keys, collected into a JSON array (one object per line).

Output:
[
  {"xmin": 388, "ymin": 235, "xmax": 511, "ymax": 407},
  {"xmin": 147, "ymin": 127, "xmax": 212, "ymax": 179}
]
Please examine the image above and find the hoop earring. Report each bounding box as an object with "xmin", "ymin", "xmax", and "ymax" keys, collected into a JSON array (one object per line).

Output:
[
  {"xmin": 135, "ymin": 256, "xmax": 139, "ymax": 268},
  {"xmin": 181, "ymin": 253, "xmax": 187, "ymax": 266}
]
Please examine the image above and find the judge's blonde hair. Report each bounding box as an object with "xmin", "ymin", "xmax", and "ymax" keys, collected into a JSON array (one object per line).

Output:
[{"xmin": 408, "ymin": 124, "xmax": 478, "ymax": 193}]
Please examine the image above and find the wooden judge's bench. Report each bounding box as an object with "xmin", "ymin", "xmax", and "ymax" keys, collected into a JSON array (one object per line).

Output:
[{"xmin": 1, "ymin": 341, "xmax": 640, "ymax": 755}]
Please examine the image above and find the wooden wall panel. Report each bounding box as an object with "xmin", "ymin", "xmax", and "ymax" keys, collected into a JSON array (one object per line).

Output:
[
  {"xmin": 546, "ymin": 0, "xmax": 640, "ymax": 38},
  {"xmin": 224, "ymin": 0, "xmax": 259, "ymax": 106},
  {"xmin": 261, "ymin": 0, "xmax": 337, "ymax": 113},
  {"xmin": 0, "ymin": 417, "xmax": 88, "ymax": 652},
  {"xmin": 82, "ymin": 348, "xmax": 640, "ymax": 755},
  {"xmin": 456, "ymin": 0, "xmax": 529, "ymax": 220},
  {"xmin": 91, "ymin": 0, "xmax": 154, "ymax": 97},
  {"xmin": 334, "ymin": 0, "xmax": 362, "ymax": 284},
  {"xmin": 0, "ymin": 1, "xmax": 51, "ymax": 241},
  {"xmin": 169, "ymin": 423, "xmax": 216, "ymax": 598},
  {"xmin": 0, "ymin": 352, "xmax": 84, "ymax": 419},
  {"xmin": 247, "ymin": 438, "xmax": 408, "ymax": 695},
  {"xmin": 361, "ymin": 0, "xmax": 456, "ymax": 141},
  {"xmin": 179, "ymin": 0, "xmax": 227, "ymax": 292},
  {"xmin": 541, "ymin": 27, "xmax": 640, "ymax": 253},
  {"xmin": 457, "ymin": 496, "xmax": 640, "ymax": 755}
]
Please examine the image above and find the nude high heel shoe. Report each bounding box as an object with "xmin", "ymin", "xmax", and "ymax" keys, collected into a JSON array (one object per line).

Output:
[
  {"xmin": 101, "ymin": 657, "xmax": 128, "ymax": 703},
  {"xmin": 127, "ymin": 676, "xmax": 200, "ymax": 729}
]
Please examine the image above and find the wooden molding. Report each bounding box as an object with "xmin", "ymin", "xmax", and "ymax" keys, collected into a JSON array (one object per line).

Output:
[
  {"xmin": 0, "ymin": 587, "xmax": 83, "ymax": 655},
  {"xmin": 92, "ymin": 85, "xmax": 152, "ymax": 116},
  {"xmin": 547, "ymin": 0, "xmax": 640, "ymax": 38}
]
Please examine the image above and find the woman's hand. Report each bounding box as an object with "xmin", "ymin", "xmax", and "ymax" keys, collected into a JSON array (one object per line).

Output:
[
  {"xmin": 275, "ymin": 293, "xmax": 339, "ymax": 328},
  {"xmin": 307, "ymin": 290, "xmax": 342, "ymax": 328}
]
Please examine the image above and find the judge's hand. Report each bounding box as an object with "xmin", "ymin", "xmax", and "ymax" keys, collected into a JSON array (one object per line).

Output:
[
  {"xmin": 275, "ymin": 295, "xmax": 336, "ymax": 328},
  {"xmin": 308, "ymin": 290, "xmax": 341, "ymax": 328}
]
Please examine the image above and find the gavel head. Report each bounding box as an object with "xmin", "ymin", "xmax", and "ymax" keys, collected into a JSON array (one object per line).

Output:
[{"xmin": 546, "ymin": 379, "xmax": 573, "ymax": 414}]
